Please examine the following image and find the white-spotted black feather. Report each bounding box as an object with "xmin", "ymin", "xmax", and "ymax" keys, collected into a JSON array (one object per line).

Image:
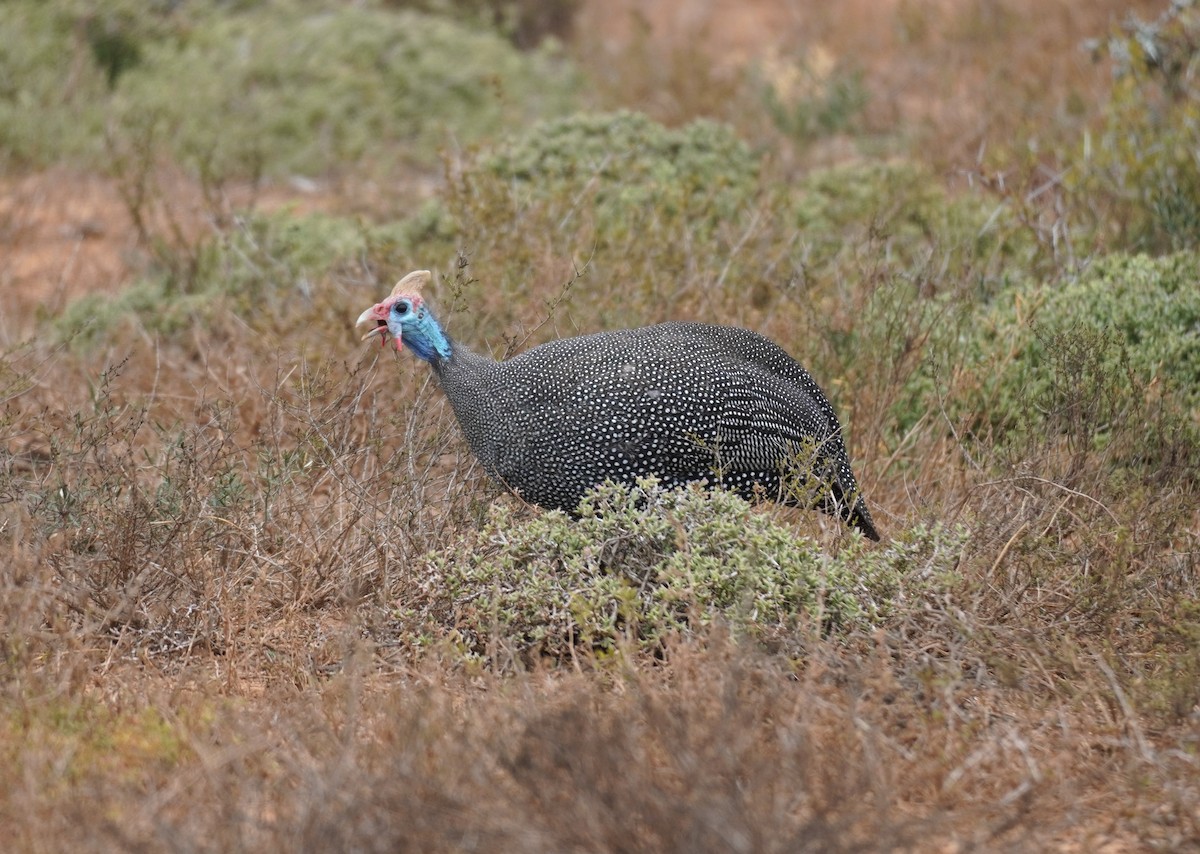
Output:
[{"xmin": 358, "ymin": 272, "xmax": 881, "ymax": 541}]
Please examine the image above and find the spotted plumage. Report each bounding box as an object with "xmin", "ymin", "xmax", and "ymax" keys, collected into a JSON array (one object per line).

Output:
[{"xmin": 358, "ymin": 270, "xmax": 880, "ymax": 540}]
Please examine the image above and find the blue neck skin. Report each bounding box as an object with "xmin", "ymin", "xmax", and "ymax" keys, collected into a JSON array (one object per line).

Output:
[{"xmin": 395, "ymin": 306, "xmax": 453, "ymax": 363}]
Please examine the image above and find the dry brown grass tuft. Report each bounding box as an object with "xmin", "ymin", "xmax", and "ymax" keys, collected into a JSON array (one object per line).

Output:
[
  {"xmin": 576, "ymin": 0, "xmax": 1163, "ymax": 170},
  {"xmin": 4, "ymin": 619, "xmax": 1195, "ymax": 851}
]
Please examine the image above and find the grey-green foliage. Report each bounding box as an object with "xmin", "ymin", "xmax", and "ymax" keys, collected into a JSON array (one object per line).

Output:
[
  {"xmin": 408, "ymin": 479, "xmax": 965, "ymax": 664},
  {"xmin": 199, "ymin": 210, "xmax": 378, "ymax": 303},
  {"xmin": 56, "ymin": 209, "xmax": 408, "ymax": 343},
  {"xmin": 791, "ymin": 160, "xmax": 1024, "ymax": 276},
  {"xmin": 111, "ymin": 3, "xmax": 579, "ymax": 180},
  {"xmin": 475, "ymin": 111, "xmax": 760, "ymax": 235},
  {"xmin": 1033, "ymin": 252, "xmax": 1200, "ymax": 404},
  {"xmin": 906, "ymin": 251, "xmax": 1200, "ymax": 477},
  {"xmin": 0, "ymin": 1, "xmax": 112, "ymax": 165},
  {"xmin": 0, "ymin": 0, "xmax": 579, "ymax": 176},
  {"xmin": 971, "ymin": 251, "xmax": 1200, "ymax": 426}
]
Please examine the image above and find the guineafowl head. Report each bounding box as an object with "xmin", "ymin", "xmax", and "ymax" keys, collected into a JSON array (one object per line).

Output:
[{"xmin": 356, "ymin": 269, "xmax": 451, "ymax": 363}]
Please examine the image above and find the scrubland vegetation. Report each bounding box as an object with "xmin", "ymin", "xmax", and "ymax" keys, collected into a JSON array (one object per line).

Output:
[{"xmin": 1, "ymin": 0, "xmax": 1198, "ymax": 849}]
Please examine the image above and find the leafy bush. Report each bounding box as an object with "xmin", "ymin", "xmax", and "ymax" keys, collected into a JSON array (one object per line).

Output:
[
  {"xmin": 472, "ymin": 110, "xmax": 760, "ymax": 237},
  {"xmin": 1030, "ymin": 252, "xmax": 1200, "ymax": 406},
  {"xmin": 965, "ymin": 251, "xmax": 1200, "ymax": 427},
  {"xmin": 908, "ymin": 251, "xmax": 1200, "ymax": 482},
  {"xmin": 791, "ymin": 160, "xmax": 1026, "ymax": 277},
  {"xmin": 405, "ymin": 479, "xmax": 965, "ymax": 665},
  {"xmin": 0, "ymin": 0, "xmax": 579, "ymax": 176},
  {"xmin": 56, "ymin": 209, "xmax": 415, "ymax": 344},
  {"xmin": 110, "ymin": 3, "xmax": 579, "ymax": 181},
  {"xmin": 0, "ymin": 1, "xmax": 112, "ymax": 166}
]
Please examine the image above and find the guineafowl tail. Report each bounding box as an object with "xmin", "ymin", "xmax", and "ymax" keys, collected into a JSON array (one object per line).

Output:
[
  {"xmin": 780, "ymin": 440, "xmax": 881, "ymax": 542},
  {"xmin": 847, "ymin": 496, "xmax": 881, "ymax": 542},
  {"xmin": 815, "ymin": 476, "xmax": 879, "ymax": 541},
  {"xmin": 829, "ymin": 469, "xmax": 880, "ymax": 541}
]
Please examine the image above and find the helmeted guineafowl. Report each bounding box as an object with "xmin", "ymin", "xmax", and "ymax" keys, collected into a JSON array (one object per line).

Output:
[{"xmin": 357, "ymin": 270, "xmax": 881, "ymax": 541}]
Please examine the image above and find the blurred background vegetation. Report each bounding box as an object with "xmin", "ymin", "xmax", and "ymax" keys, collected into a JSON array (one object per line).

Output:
[{"xmin": 1, "ymin": 0, "xmax": 1198, "ymax": 849}]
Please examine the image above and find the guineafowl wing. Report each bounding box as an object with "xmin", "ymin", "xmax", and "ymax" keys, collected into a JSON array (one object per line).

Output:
[{"xmin": 664, "ymin": 323, "xmax": 879, "ymax": 539}]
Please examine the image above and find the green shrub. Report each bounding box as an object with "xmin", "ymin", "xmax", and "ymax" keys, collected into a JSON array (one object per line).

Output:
[
  {"xmin": 0, "ymin": 2, "xmax": 111, "ymax": 166},
  {"xmin": 909, "ymin": 251, "xmax": 1200, "ymax": 480},
  {"xmin": 403, "ymin": 479, "xmax": 965, "ymax": 665},
  {"xmin": 1005, "ymin": 253, "xmax": 1200, "ymax": 477},
  {"xmin": 962, "ymin": 252, "xmax": 1200, "ymax": 431},
  {"xmin": 473, "ymin": 111, "xmax": 760, "ymax": 237},
  {"xmin": 111, "ymin": 3, "xmax": 579, "ymax": 181},
  {"xmin": 791, "ymin": 160, "xmax": 1026, "ymax": 277},
  {"xmin": 1030, "ymin": 252, "xmax": 1200, "ymax": 406},
  {"xmin": 56, "ymin": 209, "xmax": 414, "ymax": 344},
  {"xmin": 0, "ymin": 0, "xmax": 579, "ymax": 176},
  {"xmin": 200, "ymin": 210, "xmax": 395, "ymax": 305}
]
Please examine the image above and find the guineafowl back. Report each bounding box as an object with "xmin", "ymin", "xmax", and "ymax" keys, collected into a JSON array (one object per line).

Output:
[{"xmin": 432, "ymin": 321, "xmax": 879, "ymax": 540}]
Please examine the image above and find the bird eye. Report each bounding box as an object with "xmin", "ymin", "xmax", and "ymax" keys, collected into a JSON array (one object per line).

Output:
[{"xmin": 394, "ymin": 301, "xmax": 410, "ymax": 316}]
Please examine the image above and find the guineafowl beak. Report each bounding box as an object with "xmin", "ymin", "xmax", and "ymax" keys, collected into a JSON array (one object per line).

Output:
[{"xmin": 356, "ymin": 302, "xmax": 401, "ymax": 351}]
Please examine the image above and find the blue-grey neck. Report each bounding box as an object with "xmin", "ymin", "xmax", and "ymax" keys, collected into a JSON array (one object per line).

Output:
[{"xmin": 402, "ymin": 308, "xmax": 453, "ymax": 363}]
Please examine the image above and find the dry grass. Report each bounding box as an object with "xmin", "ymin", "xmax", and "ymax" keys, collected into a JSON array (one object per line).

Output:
[{"xmin": 2, "ymin": 0, "xmax": 1199, "ymax": 851}]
